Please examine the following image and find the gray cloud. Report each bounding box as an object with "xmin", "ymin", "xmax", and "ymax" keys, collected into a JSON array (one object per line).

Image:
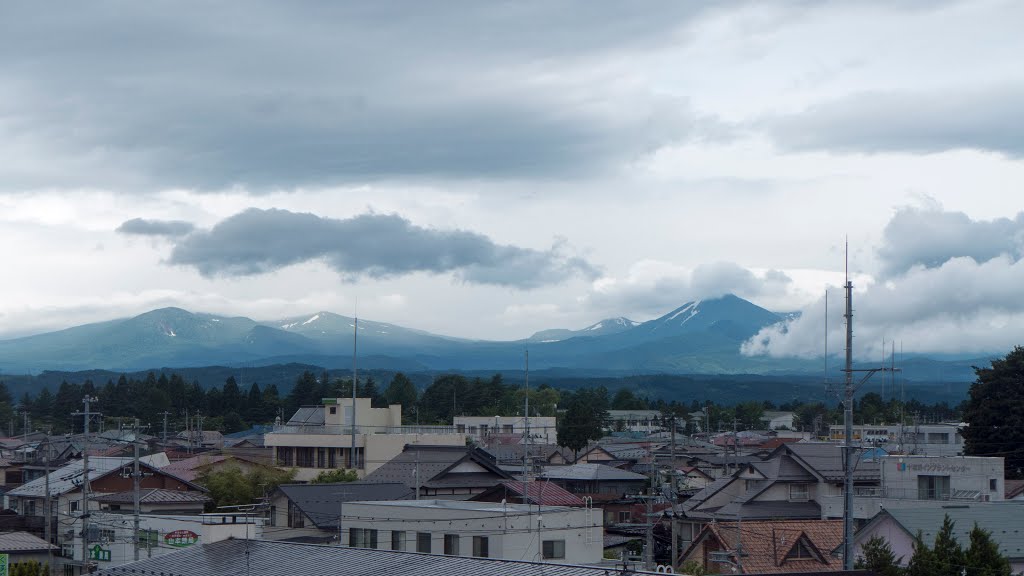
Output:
[
  {"xmin": 116, "ymin": 218, "xmax": 196, "ymax": 238},
  {"xmin": 589, "ymin": 261, "xmax": 793, "ymax": 318},
  {"xmin": 764, "ymin": 86, "xmax": 1024, "ymax": 157},
  {"xmin": 877, "ymin": 206, "xmax": 1024, "ymax": 276},
  {"xmin": 0, "ymin": 2, "xmax": 721, "ymax": 192},
  {"xmin": 744, "ymin": 208, "xmax": 1024, "ymax": 359},
  {"xmin": 168, "ymin": 208, "xmax": 598, "ymax": 288}
]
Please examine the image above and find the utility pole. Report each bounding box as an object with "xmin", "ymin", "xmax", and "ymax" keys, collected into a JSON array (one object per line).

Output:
[
  {"xmin": 644, "ymin": 453, "xmax": 655, "ymax": 572},
  {"xmin": 73, "ymin": 396, "xmax": 99, "ymax": 574},
  {"xmin": 160, "ymin": 411, "xmax": 170, "ymax": 446},
  {"xmin": 350, "ymin": 307, "xmax": 358, "ymax": 470},
  {"xmin": 43, "ymin": 436, "xmax": 52, "ymax": 576},
  {"xmin": 130, "ymin": 418, "xmax": 148, "ymax": 561},
  {"xmin": 842, "ymin": 265, "xmax": 855, "ymax": 571},
  {"xmin": 670, "ymin": 416, "xmax": 679, "ymax": 572}
]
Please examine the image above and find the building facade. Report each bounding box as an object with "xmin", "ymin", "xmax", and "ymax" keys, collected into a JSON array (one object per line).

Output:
[
  {"xmin": 454, "ymin": 416, "xmax": 556, "ymax": 445},
  {"xmin": 828, "ymin": 422, "xmax": 964, "ymax": 456},
  {"xmin": 264, "ymin": 398, "xmax": 465, "ymax": 481},
  {"xmin": 338, "ymin": 500, "xmax": 604, "ymax": 565}
]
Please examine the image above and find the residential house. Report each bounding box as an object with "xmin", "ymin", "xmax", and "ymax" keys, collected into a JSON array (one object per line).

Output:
[
  {"xmin": 161, "ymin": 453, "xmax": 278, "ymax": 483},
  {"xmin": 470, "ymin": 480, "xmax": 585, "ymax": 507},
  {"xmin": 94, "ymin": 538, "xmax": 670, "ymax": 576},
  {"xmin": 853, "ymin": 503, "xmax": 1024, "ymax": 574},
  {"xmin": 265, "ymin": 481, "xmax": 413, "ymax": 543},
  {"xmin": 264, "ymin": 398, "xmax": 464, "ymax": 481},
  {"xmin": 538, "ymin": 463, "xmax": 649, "ymax": 497},
  {"xmin": 173, "ymin": 430, "xmax": 224, "ymax": 450},
  {"xmin": 93, "ymin": 489, "xmax": 211, "ymax": 515},
  {"xmin": 4, "ymin": 456, "xmax": 207, "ymax": 565},
  {"xmin": 362, "ymin": 445, "xmax": 513, "ymax": 500},
  {"xmin": 0, "ymin": 531, "xmax": 59, "ymax": 572},
  {"xmin": 339, "ymin": 499, "xmax": 603, "ymax": 564},
  {"xmin": 681, "ymin": 519, "xmax": 843, "ymax": 574},
  {"xmin": 71, "ymin": 511, "xmax": 261, "ymax": 573},
  {"xmin": 454, "ymin": 416, "xmax": 557, "ymax": 445}
]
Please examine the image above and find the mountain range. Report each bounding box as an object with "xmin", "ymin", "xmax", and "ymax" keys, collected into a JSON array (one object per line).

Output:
[{"xmin": 0, "ymin": 294, "xmax": 990, "ymax": 381}]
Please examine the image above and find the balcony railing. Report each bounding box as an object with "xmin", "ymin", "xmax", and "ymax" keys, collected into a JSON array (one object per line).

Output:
[{"xmin": 270, "ymin": 424, "xmax": 460, "ymax": 435}]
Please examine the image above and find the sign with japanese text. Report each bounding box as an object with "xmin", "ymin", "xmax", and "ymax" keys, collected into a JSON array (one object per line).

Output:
[{"xmin": 165, "ymin": 529, "xmax": 200, "ymax": 547}]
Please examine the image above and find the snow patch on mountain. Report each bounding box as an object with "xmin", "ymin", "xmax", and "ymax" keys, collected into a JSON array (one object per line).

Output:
[{"xmin": 302, "ymin": 314, "xmax": 320, "ymax": 325}]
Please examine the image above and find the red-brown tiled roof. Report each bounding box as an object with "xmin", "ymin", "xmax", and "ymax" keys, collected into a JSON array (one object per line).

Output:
[
  {"xmin": 497, "ymin": 480, "xmax": 585, "ymax": 506},
  {"xmin": 686, "ymin": 519, "xmax": 844, "ymax": 574}
]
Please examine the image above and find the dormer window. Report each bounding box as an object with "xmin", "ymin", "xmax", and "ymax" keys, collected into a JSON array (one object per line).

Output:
[
  {"xmin": 784, "ymin": 537, "xmax": 822, "ymax": 562},
  {"xmin": 789, "ymin": 484, "xmax": 809, "ymax": 501}
]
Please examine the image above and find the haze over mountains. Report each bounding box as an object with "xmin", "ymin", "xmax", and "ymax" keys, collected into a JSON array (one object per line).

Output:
[{"xmin": 0, "ymin": 295, "xmax": 987, "ymax": 382}]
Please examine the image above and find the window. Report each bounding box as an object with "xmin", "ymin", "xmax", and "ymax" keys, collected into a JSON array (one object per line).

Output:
[
  {"xmin": 328, "ymin": 448, "xmax": 337, "ymax": 468},
  {"xmin": 25, "ymin": 501, "xmax": 36, "ymax": 516},
  {"xmin": 457, "ymin": 424, "xmax": 466, "ymax": 433},
  {"xmin": 991, "ymin": 478, "xmax": 998, "ymax": 492},
  {"xmin": 268, "ymin": 506, "xmax": 277, "ymax": 527},
  {"xmin": 417, "ymin": 532, "xmax": 432, "ymax": 553},
  {"xmin": 288, "ymin": 501, "xmax": 305, "ymax": 528},
  {"xmin": 330, "ymin": 406, "xmax": 337, "ymax": 415},
  {"xmin": 918, "ymin": 475, "xmax": 951, "ymax": 500},
  {"xmin": 480, "ymin": 424, "xmax": 488, "ymax": 435},
  {"xmin": 100, "ymin": 528, "xmax": 116, "ymax": 543},
  {"xmin": 789, "ymin": 484, "xmax": 810, "ymax": 502},
  {"xmin": 503, "ymin": 424, "xmax": 514, "ymax": 433},
  {"xmin": 277, "ymin": 446, "xmax": 294, "ymax": 466},
  {"xmin": 472, "ymin": 536, "xmax": 489, "ymax": 558},
  {"xmin": 391, "ymin": 531, "xmax": 406, "ymax": 551},
  {"xmin": 69, "ymin": 501, "xmax": 80, "ymax": 513},
  {"xmin": 542, "ymin": 540, "xmax": 565, "ymax": 559},
  {"xmin": 296, "ymin": 447, "xmax": 315, "ymax": 467},
  {"xmin": 785, "ymin": 539, "xmax": 818, "ymax": 560},
  {"xmin": 618, "ymin": 511, "xmax": 631, "ymax": 523},
  {"xmin": 140, "ymin": 529, "xmax": 159, "ymax": 549},
  {"xmin": 350, "ymin": 528, "xmax": 378, "ymax": 548},
  {"xmin": 444, "ymin": 534, "xmax": 460, "ymax": 555},
  {"xmin": 317, "ymin": 447, "xmax": 328, "ymax": 468}
]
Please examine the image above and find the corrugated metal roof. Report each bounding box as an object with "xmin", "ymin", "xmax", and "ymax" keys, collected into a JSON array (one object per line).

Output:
[
  {"xmin": 8, "ymin": 457, "xmax": 138, "ymax": 498},
  {"xmin": 93, "ymin": 488, "xmax": 212, "ymax": 504},
  {"xmin": 95, "ymin": 539, "xmax": 655, "ymax": 576}
]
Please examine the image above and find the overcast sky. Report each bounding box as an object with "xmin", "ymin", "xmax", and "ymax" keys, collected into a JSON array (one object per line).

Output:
[{"xmin": 1, "ymin": 1, "xmax": 1021, "ymax": 360}]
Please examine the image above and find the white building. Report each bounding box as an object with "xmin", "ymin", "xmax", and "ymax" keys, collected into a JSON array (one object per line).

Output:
[
  {"xmin": 828, "ymin": 422, "xmax": 964, "ymax": 456},
  {"xmin": 760, "ymin": 411, "xmax": 795, "ymax": 430},
  {"xmin": 264, "ymin": 398, "xmax": 465, "ymax": 481},
  {"xmin": 67, "ymin": 512, "xmax": 261, "ymax": 573},
  {"xmin": 339, "ymin": 500, "xmax": 603, "ymax": 565},
  {"xmin": 820, "ymin": 455, "xmax": 1004, "ymax": 520},
  {"xmin": 454, "ymin": 415, "xmax": 557, "ymax": 445},
  {"xmin": 606, "ymin": 410, "xmax": 663, "ymax": 434}
]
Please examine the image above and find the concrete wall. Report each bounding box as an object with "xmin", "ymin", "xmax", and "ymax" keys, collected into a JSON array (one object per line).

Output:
[
  {"xmin": 340, "ymin": 500, "xmax": 603, "ymax": 564},
  {"xmin": 454, "ymin": 416, "xmax": 557, "ymax": 444},
  {"xmin": 270, "ymin": 433, "xmax": 465, "ymax": 481},
  {"xmin": 323, "ymin": 398, "xmax": 402, "ymax": 430}
]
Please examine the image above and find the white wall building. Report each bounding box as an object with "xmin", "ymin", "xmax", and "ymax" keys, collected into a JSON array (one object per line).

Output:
[
  {"xmin": 66, "ymin": 512, "xmax": 262, "ymax": 573},
  {"xmin": 606, "ymin": 410, "xmax": 663, "ymax": 434},
  {"xmin": 454, "ymin": 416, "xmax": 557, "ymax": 445},
  {"xmin": 265, "ymin": 398, "xmax": 465, "ymax": 481},
  {"xmin": 828, "ymin": 422, "xmax": 964, "ymax": 456},
  {"xmin": 760, "ymin": 411, "xmax": 795, "ymax": 430},
  {"xmin": 820, "ymin": 455, "xmax": 1004, "ymax": 520},
  {"xmin": 339, "ymin": 500, "xmax": 603, "ymax": 565}
]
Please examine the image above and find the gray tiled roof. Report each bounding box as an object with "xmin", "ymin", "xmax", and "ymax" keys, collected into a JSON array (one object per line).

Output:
[
  {"xmin": 868, "ymin": 503, "xmax": 1024, "ymax": 560},
  {"xmin": 0, "ymin": 531, "xmax": 58, "ymax": 552},
  {"xmin": 93, "ymin": 488, "xmax": 212, "ymax": 505},
  {"xmin": 363, "ymin": 445, "xmax": 511, "ymax": 491},
  {"xmin": 779, "ymin": 442, "xmax": 880, "ymax": 482},
  {"xmin": 94, "ymin": 538, "xmax": 661, "ymax": 576},
  {"xmin": 539, "ymin": 463, "xmax": 647, "ymax": 482},
  {"xmin": 275, "ymin": 482, "xmax": 413, "ymax": 530}
]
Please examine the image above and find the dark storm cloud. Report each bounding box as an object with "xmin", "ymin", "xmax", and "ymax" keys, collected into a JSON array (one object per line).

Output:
[
  {"xmin": 878, "ymin": 206, "xmax": 1024, "ymax": 276},
  {"xmin": 0, "ymin": 2, "xmax": 720, "ymax": 191},
  {"xmin": 168, "ymin": 208, "xmax": 598, "ymax": 287},
  {"xmin": 116, "ymin": 218, "xmax": 195, "ymax": 238},
  {"xmin": 764, "ymin": 87, "xmax": 1024, "ymax": 157}
]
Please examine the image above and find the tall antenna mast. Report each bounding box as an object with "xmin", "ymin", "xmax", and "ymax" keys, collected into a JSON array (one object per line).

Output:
[
  {"xmin": 842, "ymin": 240, "xmax": 855, "ymax": 571},
  {"xmin": 824, "ymin": 290, "xmax": 829, "ymax": 384},
  {"xmin": 350, "ymin": 300, "xmax": 358, "ymax": 471}
]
